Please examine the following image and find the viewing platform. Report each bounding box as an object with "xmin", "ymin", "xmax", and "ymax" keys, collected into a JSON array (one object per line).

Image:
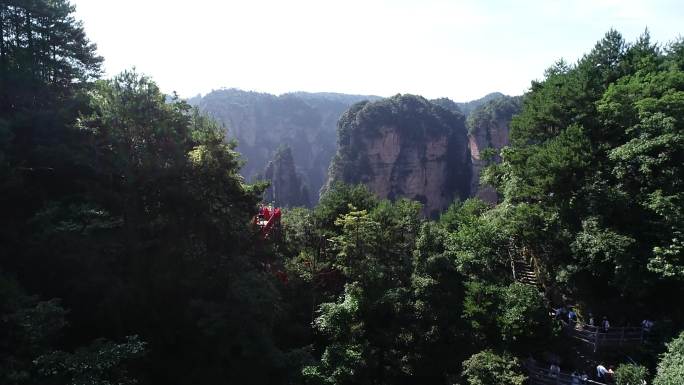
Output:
[{"xmin": 560, "ymin": 320, "xmax": 648, "ymax": 352}]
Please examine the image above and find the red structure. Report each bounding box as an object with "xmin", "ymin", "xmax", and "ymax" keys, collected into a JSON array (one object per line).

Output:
[
  {"xmin": 254, "ymin": 204, "xmax": 287, "ymax": 283},
  {"xmin": 256, "ymin": 205, "xmax": 281, "ymax": 239}
]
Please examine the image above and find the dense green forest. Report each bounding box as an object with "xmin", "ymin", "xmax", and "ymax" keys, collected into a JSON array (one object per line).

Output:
[{"xmin": 1, "ymin": 1, "xmax": 683, "ymax": 384}]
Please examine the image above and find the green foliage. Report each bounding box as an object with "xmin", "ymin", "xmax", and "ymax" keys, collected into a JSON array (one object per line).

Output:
[
  {"xmin": 455, "ymin": 92, "xmax": 507, "ymax": 117},
  {"xmin": 615, "ymin": 363, "xmax": 648, "ymax": 385},
  {"xmin": 487, "ymin": 29, "xmax": 684, "ymax": 318},
  {"xmin": 439, "ymin": 198, "xmax": 490, "ymax": 232},
  {"xmin": 461, "ymin": 350, "xmax": 526, "ymax": 385},
  {"xmin": 331, "ymin": 206, "xmax": 383, "ymax": 283},
  {"xmin": 462, "ymin": 281, "xmax": 502, "ymax": 344},
  {"xmin": 497, "ymin": 283, "xmax": 548, "ymax": 344},
  {"xmin": 410, "ymin": 222, "xmax": 467, "ymax": 380},
  {"xmin": 338, "ymin": 94, "xmax": 463, "ymax": 140},
  {"xmin": 443, "ymin": 200, "xmax": 510, "ymax": 281},
  {"xmin": 0, "ymin": 0, "xmax": 103, "ymax": 109},
  {"xmin": 0, "ymin": 273, "xmax": 67, "ymax": 385},
  {"xmin": 315, "ymin": 183, "xmax": 378, "ymax": 230},
  {"xmin": 282, "ymin": 207, "xmax": 326, "ymax": 282},
  {"xmin": 571, "ymin": 216, "xmax": 636, "ymax": 285},
  {"xmin": 35, "ymin": 336, "xmax": 146, "ymax": 385},
  {"xmin": 313, "ymin": 283, "xmax": 363, "ymax": 340},
  {"xmin": 302, "ymin": 194, "xmax": 477, "ymax": 385},
  {"xmin": 466, "ymin": 95, "xmax": 522, "ymax": 135},
  {"xmin": 462, "ymin": 281, "xmax": 549, "ymax": 347},
  {"xmin": 654, "ymin": 331, "xmax": 684, "ymax": 385},
  {"xmin": 4, "ymin": 16, "xmax": 684, "ymax": 385}
]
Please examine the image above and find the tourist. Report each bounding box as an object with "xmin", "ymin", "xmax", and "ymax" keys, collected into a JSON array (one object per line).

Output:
[
  {"xmin": 581, "ymin": 371, "xmax": 589, "ymax": 383},
  {"xmin": 602, "ymin": 316, "xmax": 610, "ymax": 332},
  {"xmin": 549, "ymin": 363, "xmax": 560, "ymax": 378},
  {"xmin": 597, "ymin": 364, "xmax": 609, "ymax": 380},
  {"xmin": 641, "ymin": 319, "xmax": 654, "ymax": 332},
  {"xmin": 571, "ymin": 370, "xmax": 581, "ymax": 384},
  {"xmin": 553, "ymin": 306, "xmax": 563, "ymax": 320}
]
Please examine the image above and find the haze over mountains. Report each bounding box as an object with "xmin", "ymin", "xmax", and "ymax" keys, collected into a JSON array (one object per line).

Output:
[
  {"xmin": 189, "ymin": 89, "xmax": 519, "ymax": 208},
  {"xmin": 187, "ymin": 90, "xmax": 380, "ymax": 205}
]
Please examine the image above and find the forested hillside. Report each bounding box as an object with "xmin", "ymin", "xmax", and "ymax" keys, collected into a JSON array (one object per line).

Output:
[{"xmin": 1, "ymin": 1, "xmax": 683, "ymax": 384}]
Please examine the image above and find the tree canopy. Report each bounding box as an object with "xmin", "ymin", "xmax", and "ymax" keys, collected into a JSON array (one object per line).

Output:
[{"xmin": 1, "ymin": 6, "xmax": 683, "ymax": 385}]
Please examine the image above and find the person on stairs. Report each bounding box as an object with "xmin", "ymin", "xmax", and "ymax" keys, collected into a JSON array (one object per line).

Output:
[{"xmin": 568, "ymin": 308, "xmax": 577, "ymax": 326}]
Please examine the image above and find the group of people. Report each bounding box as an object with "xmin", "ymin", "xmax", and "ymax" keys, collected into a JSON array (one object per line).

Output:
[
  {"xmin": 570, "ymin": 370, "xmax": 589, "ymax": 384},
  {"xmin": 545, "ymin": 362, "xmax": 590, "ymax": 384},
  {"xmin": 552, "ymin": 306, "xmax": 612, "ymax": 332},
  {"xmin": 588, "ymin": 313, "xmax": 611, "ymax": 332},
  {"xmin": 553, "ymin": 305, "xmax": 657, "ymax": 335},
  {"xmin": 546, "ymin": 362, "xmax": 618, "ymax": 384},
  {"xmin": 527, "ymin": 357, "xmax": 630, "ymax": 384}
]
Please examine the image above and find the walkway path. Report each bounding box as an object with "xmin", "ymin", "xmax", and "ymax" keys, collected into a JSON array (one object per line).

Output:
[
  {"xmin": 524, "ymin": 362, "xmax": 607, "ymax": 385},
  {"xmin": 560, "ymin": 320, "xmax": 647, "ymax": 352},
  {"xmin": 512, "ymin": 256, "xmax": 538, "ymax": 286}
]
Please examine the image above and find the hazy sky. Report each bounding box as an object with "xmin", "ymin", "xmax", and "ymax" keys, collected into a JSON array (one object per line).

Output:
[{"xmin": 71, "ymin": 0, "xmax": 682, "ymax": 101}]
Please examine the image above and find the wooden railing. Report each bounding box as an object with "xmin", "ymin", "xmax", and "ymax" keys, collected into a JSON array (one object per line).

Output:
[
  {"xmin": 525, "ymin": 363, "xmax": 607, "ymax": 385},
  {"xmin": 560, "ymin": 321, "xmax": 646, "ymax": 352}
]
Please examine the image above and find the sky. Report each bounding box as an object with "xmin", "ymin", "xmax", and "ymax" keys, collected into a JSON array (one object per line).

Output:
[{"xmin": 71, "ymin": 0, "xmax": 683, "ymax": 102}]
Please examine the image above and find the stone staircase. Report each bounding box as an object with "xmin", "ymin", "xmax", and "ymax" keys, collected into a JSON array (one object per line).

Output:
[
  {"xmin": 509, "ymin": 245, "xmax": 648, "ymax": 382},
  {"xmin": 513, "ymin": 257, "xmax": 539, "ymax": 286}
]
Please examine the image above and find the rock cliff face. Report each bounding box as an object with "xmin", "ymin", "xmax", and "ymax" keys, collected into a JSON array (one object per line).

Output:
[
  {"xmin": 190, "ymin": 88, "xmax": 517, "ymax": 211},
  {"xmin": 189, "ymin": 89, "xmax": 379, "ymax": 206},
  {"xmin": 466, "ymin": 95, "xmax": 521, "ymax": 202},
  {"xmin": 325, "ymin": 95, "xmax": 471, "ymax": 217},
  {"xmin": 258, "ymin": 146, "xmax": 310, "ymax": 207}
]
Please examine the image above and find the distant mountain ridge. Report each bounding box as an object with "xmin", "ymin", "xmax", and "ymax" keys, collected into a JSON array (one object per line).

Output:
[
  {"xmin": 189, "ymin": 89, "xmax": 517, "ymax": 208},
  {"xmin": 456, "ymin": 92, "xmax": 506, "ymax": 116}
]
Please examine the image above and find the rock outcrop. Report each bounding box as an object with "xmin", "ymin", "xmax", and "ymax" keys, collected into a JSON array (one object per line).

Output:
[
  {"xmin": 258, "ymin": 146, "xmax": 310, "ymax": 207},
  {"xmin": 190, "ymin": 89, "xmax": 379, "ymax": 206},
  {"xmin": 466, "ymin": 95, "xmax": 521, "ymax": 202},
  {"xmin": 325, "ymin": 94, "xmax": 471, "ymax": 217}
]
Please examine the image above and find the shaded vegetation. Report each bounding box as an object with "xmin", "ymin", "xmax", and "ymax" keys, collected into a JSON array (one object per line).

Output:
[{"xmin": 0, "ymin": 4, "xmax": 682, "ymax": 384}]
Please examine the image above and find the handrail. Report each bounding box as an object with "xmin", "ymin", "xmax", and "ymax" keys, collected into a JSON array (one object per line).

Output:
[
  {"xmin": 558, "ymin": 320, "xmax": 646, "ymax": 351},
  {"xmin": 524, "ymin": 363, "xmax": 607, "ymax": 385},
  {"xmin": 509, "ymin": 239, "xmax": 517, "ymax": 281}
]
